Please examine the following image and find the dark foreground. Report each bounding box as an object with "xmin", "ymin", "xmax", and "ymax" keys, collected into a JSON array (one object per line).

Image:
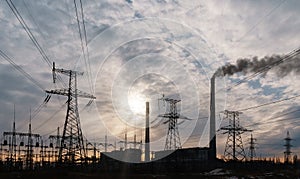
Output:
[
  {"xmin": 1, "ymin": 169, "xmax": 300, "ymax": 179},
  {"xmin": 1, "ymin": 163, "xmax": 300, "ymax": 179}
]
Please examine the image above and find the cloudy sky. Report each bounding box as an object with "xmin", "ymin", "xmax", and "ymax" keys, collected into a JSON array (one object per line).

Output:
[{"xmin": 0, "ymin": 0, "xmax": 300, "ymax": 160}]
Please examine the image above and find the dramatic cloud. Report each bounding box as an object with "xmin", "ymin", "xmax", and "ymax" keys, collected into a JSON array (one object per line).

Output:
[{"xmin": 0, "ymin": 0, "xmax": 299, "ymax": 158}]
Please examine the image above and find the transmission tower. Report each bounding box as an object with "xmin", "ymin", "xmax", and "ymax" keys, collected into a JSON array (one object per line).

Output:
[
  {"xmin": 220, "ymin": 110, "xmax": 251, "ymax": 161},
  {"xmin": 248, "ymin": 133, "xmax": 257, "ymax": 161},
  {"xmin": 46, "ymin": 62, "xmax": 95, "ymax": 164},
  {"xmin": 284, "ymin": 131, "xmax": 292, "ymax": 164},
  {"xmin": 158, "ymin": 96, "xmax": 184, "ymax": 150}
]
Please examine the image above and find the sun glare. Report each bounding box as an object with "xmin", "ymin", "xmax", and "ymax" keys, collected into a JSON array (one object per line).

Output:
[{"xmin": 128, "ymin": 93, "xmax": 146, "ymax": 116}]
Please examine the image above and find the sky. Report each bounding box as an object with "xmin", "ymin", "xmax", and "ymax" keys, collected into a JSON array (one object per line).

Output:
[{"xmin": 0, "ymin": 0, "xmax": 300, "ymax": 160}]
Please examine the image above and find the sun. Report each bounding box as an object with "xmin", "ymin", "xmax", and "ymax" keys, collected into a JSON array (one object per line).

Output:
[{"xmin": 128, "ymin": 92, "xmax": 146, "ymax": 116}]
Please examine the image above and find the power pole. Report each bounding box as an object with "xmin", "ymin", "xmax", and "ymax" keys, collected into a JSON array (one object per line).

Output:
[
  {"xmin": 284, "ymin": 131, "xmax": 292, "ymax": 164},
  {"xmin": 99, "ymin": 134, "xmax": 113, "ymax": 152},
  {"xmin": 248, "ymin": 133, "xmax": 256, "ymax": 161},
  {"xmin": 220, "ymin": 110, "xmax": 251, "ymax": 161},
  {"xmin": 49, "ymin": 127, "xmax": 61, "ymax": 162},
  {"xmin": 11, "ymin": 104, "xmax": 17, "ymax": 165},
  {"xmin": 105, "ymin": 134, "xmax": 108, "ymax": 152},
  {"xmin": 25, "ymin": 109, "xmax": 33, "ymax": 170},
  {"xmin": 46, "ymin": 62, "xmax": 95, "ymax": 164}
]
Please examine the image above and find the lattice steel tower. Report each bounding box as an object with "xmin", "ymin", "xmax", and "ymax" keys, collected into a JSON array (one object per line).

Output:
[
  {"xmin": 46, "ymin": 62, "xmax": 95, "ymax": 164},
  {"xmin": 159, "ymin": 97, "xmax": 182, "ymax": 150},
  {"xmin": 220, "ymin": 110, "xmax": 251, "ymax": 161},
  {"xmin": 284, "ymin": 131, "xmax": 292, "ymax": 164},
  {"xmin": 248, "ymin": 133, "xmax": 256, "ymax": 161}
]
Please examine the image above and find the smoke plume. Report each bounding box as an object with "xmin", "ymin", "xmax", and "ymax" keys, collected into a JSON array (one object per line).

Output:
[{"xmin": 215, "ymin": 55, "xmax": 300, "ymax": 78}]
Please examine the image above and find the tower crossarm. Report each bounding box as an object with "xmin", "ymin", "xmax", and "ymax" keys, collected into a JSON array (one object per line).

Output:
[
  {"xmin": 52, "ymin": 62, "xmax": 84, "ymax": 83},
  {"xmin": 158, "ymin": 113, "xmax": 179, "ymax": 118},
  {"xmin": 45, "ymin": 89, "xmax": 95, "ymax": 99},
  {"xmin": 158, "ymin": 114, "xmax": 190, "ymax": 120},
  {"xmin": 54, "ymin": 68, "xmax": 84, "ymax": 76},
  {"xmin": 77, "ymin": 90, "xmax": 96, "ymax": 99},
  {"xmin": 3, "ymin": 131, "xmax": 40, "ymax": 138},
  {"xmin": 49, "ymin": 135, "xmax": 61, "ymax": 139}
]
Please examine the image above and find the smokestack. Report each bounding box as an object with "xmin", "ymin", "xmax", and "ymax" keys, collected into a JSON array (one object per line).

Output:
[
  {"xmin": 145, "ymin": 101, "xmax": 150, "ymax": 162},
  {"xmin": 209, "ymin": 75, "xmax": 216, "ymax": 159}
]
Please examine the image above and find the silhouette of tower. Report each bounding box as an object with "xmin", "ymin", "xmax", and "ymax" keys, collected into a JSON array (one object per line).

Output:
[
  {"xmin": 159, "ymin": 96, "xmax": 182, "ymax": 150},
  {"xmin": 220, "ymin": 110, "xmax": 251, "ymax": 161},
  {"xmin": 248, "ymin": 133, "xmax": 256, "ymax": 161},
  {"xmin": 26, "ymin": 109, "xmax": 33, "ymax": 170},
  {"xmin": 11, "ymin": 104, "xmax": 17, "ymax": 165},
  {"xmin": 46, "ymin": 62, "xmax": 95, "ymax": 164},
  {"xmin": 284, "ymin": 131, "xmax": 292, "ymax": 164}
]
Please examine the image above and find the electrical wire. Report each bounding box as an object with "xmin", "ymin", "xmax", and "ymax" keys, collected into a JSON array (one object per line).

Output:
[
  {"xmin": 32, "ymin": 101, "xmax": 67, "ymax": 132},
  {"xmin": 226, "ymin": 47, "xmax": 300, "ymax": 91},
  {"xmin": 41, "ymin": 124, "xmax": 63, "ymax": 138},
  {"xmin": 237, "ymin": 94, "xmax": 300, "ymax": 112},
  {"xmin": 5, "ymin": 0, "xmax": 51, "ymax": 66},
  {"xmin": 235, "ymin": 0, "xmax": 287, "ymax": 43},
  {"xmin": 0, "ymin": 49, "xmax": 44, "ymax": 91},
  {"xmin": 79, "ymin": 0, "xmax": 94, "ymax": 94},
  {"xmin": 6, "ymin": 0, "xmax": 66, "ymax": 88},
  {"xmin": 244, "ymin": 109, "xmax": 300, "ymax": 128},
  {"xmin": 73, "ymin": 0, "xmax": 93, "ymax": 94}
]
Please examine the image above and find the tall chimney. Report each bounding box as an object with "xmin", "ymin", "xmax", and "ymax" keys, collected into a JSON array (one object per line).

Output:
[
  {"xmin": 209, "ymin": 75, "xmax": 216, "ymax": 159},
  {"xmin": 145, "ymin": 101, "xmax": 150, "ymax": 162}
]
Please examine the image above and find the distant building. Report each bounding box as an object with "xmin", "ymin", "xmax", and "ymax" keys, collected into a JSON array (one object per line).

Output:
[
  {"xmin": 101, "ymin": 148, "xmax": 141, "ymax": 163},
  {"xmin": 99, "ymin": 147, "xmax": 215, "ymax": 173}
]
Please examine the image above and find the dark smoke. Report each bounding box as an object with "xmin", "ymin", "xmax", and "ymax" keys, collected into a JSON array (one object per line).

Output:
[{"xmin": 215, "ymin": 55, "xmax": 300, "ymax": 78}]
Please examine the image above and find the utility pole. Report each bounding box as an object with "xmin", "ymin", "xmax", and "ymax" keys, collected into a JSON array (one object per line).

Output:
[
  {"xmin": 220, "ymin": 110, "xmax": 251, "ymax": 161},
  {"xmin": 49, "ymin": 127, "xmax": 61, "ymax": 162},
  {"xmin": 105, "ymin": 134, "xmax": 108, "ymax": 152},
  {"xmin": 99, "ymin": 134, "xmax": 113, "ymax": 152},
  {"xmin": 46, "ymin": 62, "xmax": 95, "ymax": 164},
  {"xmin": 26, "ymin": 109, "xmax": 33, "ymax": 170},
  {"xmin": 11, "ymin": 104, "xmax": 17, "ymax": 165}
]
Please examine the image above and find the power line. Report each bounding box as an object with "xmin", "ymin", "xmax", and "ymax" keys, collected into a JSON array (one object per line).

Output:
[
  {"xmin": 6, "ymin": 0, "xmax": 66, "ymax": 88},
  {"xmin": 253, "ymin": 116, "xmax": 300, "ymax": 128},
  {"xmin": 235, "ymin": 0, "xmax": 287, "ymax": 43},
  {"xmin": 41, "ymin": 124, "xmax": 64, "ymax": 138},
  {"xmin": 6, "ymin": 0, "xmax": 51, "ymax": 67},
  {"xmin": 0, "ymin": 49, "xmax": 44, "ymax": 91},
  {"xmin": 245, "ymin": 109, "xmax": 300, "ymax": 128},
  {"xmin": 226, "ymin": 47, "xmax": 300, "ymax": 91},
  {"xmin": 31, "ymin": 95, "xmax": 50, "ymax": 120},
  {"xmin": 32, "ymin": 101, "xmax": 67, "ymax": 132},
  {"xmin": 237, "ymin": 94, "xmax": 300, "ymax": 112},
  {"xmin": 79, "ymin": 0, "xmax": 94, "ymax": 94},
  {"xmin": 73, "ymin": 0, "xmax": 93, "ymax": 94}
]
